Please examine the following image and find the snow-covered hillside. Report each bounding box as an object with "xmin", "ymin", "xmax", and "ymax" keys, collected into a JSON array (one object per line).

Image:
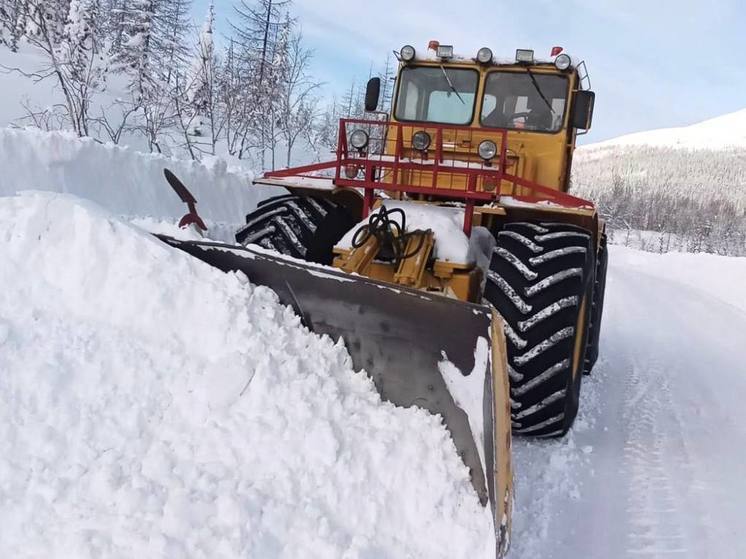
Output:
[
  {"xmin": 587, "ymin": 108, "xmax": 746, "ymax": 150},
  {"xmin": 572, "ymin": 109, "xmax": 746, "ymax": 257}
]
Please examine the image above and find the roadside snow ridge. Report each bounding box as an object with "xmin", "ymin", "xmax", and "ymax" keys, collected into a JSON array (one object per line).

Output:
[{"xmin": 0, "ymin": 192, "xmax": 494, "ymax": 559}]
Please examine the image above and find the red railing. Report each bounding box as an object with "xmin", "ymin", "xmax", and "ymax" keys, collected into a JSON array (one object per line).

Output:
[{"xmin": 265, "ymin": 118, "xmax": 593, "ymax": 235}]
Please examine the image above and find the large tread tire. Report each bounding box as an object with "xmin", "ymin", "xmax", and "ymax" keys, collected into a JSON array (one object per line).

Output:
[
  {"xmin": 583, "ymin": 231, "xmax": 608, "ymax": 375},
  {"xmin": 235, "ymin": 194, "xmax": 355, "ymax": 265},
  {"xmin": 485, "ymin": 221, "xmax": 595, "ymax": 438}
]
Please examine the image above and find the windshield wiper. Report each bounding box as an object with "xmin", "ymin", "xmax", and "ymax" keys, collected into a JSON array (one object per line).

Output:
[
  {"xmin": 525, "ymin": 67, "xmax": 555, "ymax": 114},
  {"xmin": 440, "ymin": 65, "xmax": 465, "ymax": 105}
]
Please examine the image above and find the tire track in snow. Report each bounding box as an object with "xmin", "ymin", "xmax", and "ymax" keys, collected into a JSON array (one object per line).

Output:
[
  {"xmin": 623, "ymin": 359, "xmax": 690, "ymax": 556},
  {"xmin": 509, "ymin": 355, "xmax": 606, "ymax": 558},
  {"xmin": 509, "ymin": 248, "xmax": 746, "ymax": 558}
]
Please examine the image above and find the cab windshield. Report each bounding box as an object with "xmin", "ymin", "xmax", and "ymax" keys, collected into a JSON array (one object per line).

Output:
[
  {"xmin": 481, "ymin": 72, "xmax": 568, "ymax": 132},
  {"xmin": 394, "ymin": 66, "xmax": 478, "ymax": 125}
]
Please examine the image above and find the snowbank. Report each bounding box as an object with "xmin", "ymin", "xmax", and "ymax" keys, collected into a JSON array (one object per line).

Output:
[
  {"xmin": 0, "ymin": 192, "xmax": 492, "ymax": 558},
  {"xmin": 608, "ymin": 246, "xmax": 746, "ymax": 314},
  {"xmin": 0, "ymin": 127, "xmax": 282, "ymax": 225}
]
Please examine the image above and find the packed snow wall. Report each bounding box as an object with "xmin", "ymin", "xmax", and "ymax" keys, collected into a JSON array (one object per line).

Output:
[{"xmin": 0, "ymin": 127, "xmax": 282, "ymax": 225}]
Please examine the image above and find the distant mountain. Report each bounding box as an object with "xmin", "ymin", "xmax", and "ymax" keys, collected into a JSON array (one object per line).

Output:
[
  {"xmin": 571, "ymin": 110, "xmax": 746, "ymax": 256},
  {"xmin": 584, "ymin": 109, "xmax": 746, "ymax": 151}
]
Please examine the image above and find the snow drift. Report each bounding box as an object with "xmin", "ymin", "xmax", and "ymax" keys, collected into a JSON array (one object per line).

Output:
[
  {"xmin": 0, "ymin": 192, "xmax": 493, "ymax": 558},
  {"xmin": 0, "ymin": 127, "xmax": 281, "ymax": 225}
]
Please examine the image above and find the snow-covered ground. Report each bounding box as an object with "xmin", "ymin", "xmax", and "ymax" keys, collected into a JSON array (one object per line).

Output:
[
  {"xmin": 1, "ymin": 122, "xmax": 745, "ymax": 556},
  {"xmin": 0, "ymin": 192, "xmax": 494, "ymax": 558},
  {"xmin": 511, "ymin": 246, "xmax": 746, "ymax": 558},
  {"xmin": 2, "ymin": 192, "xmax": 745, "ymax": 558}
]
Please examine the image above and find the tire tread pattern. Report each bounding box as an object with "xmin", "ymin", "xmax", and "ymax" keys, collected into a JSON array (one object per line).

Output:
[
  {"xmin": 235, "ymin": 195, "xmax": 354, "ymax": 265},
  {"xmin": 583, "ymin": 231, "xmax": 608, "ymax": 374},
  {"xmin": 485, "ymin": 221, "xmax": 595, "ymax": 437}
]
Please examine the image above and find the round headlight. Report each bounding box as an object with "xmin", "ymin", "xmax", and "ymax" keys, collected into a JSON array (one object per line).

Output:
[
  {"xmin": 411, "ymin": 131, "xmax": 431, "ymax": 151},
  {"xmin": 344, "ymin": 164, "xmax": 360, "ymax": 179},
  {"xmin": 349, "ymin": 129, "xmax": 369, "ymax": 149},
  {"xmin": 476, "ymin": 47, "xmax": 493, "ymax": 64},
  {"xmin": 478, "ymin": 140, "xmax": 497, "ymax": 161},
  {"xmin": 400, "ymin": 45, "xmax": 416, "ymax": 62},
  {"xmin": 554, "ymin": 53, "xmax": 572, "ymax": 71}
]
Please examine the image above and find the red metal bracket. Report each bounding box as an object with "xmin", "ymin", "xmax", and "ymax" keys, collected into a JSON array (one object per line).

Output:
[
  {"xmin": 163, "ymin": 168, "xmax": 207, "ymax": 232},
  {"xmin": 262, "ymin": 119, "xmax": 595, "ymax": 235}
]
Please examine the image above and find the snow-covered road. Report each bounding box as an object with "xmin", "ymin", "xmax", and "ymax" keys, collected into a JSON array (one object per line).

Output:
[
  {"xmin": 511, "ymin": 248, "xmax": 746, "ymax": 558},
  {"xmin": 2, "ymin": 186, "xmax": 745, "ymax": 557}
]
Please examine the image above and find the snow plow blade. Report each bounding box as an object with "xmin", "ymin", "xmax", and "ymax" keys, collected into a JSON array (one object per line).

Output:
[{"xmin": 156, "ymin": 236, "xmax": 512, "ymax": 556}]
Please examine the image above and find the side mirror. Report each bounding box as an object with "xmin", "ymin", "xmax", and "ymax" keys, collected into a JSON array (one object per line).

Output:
[
  {"xmin": 571, "ymin": 90, "xmax": 595, "ymax": 130},
  {"xmin": 364, "ymin": 77, "xmax": 381, "ymax": 112}
]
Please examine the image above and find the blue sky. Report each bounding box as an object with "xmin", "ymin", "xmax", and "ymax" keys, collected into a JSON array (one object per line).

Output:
[{"xmin": 198, "ymin": 0, "xmax": 746, "ymax": 142}]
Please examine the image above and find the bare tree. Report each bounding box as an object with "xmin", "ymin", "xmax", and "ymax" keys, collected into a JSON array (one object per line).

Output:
[
  {"xmin": 92, "ymin": 102, "xmax": 139, "ymax": 143},
  {"xmin": 178, "ymin": 1, "xmax": 221, "ymax": 157},
  {"xmin": 0, "ymin": 0, "xmax": 26, "ymax": 51},
  {"xmin": 307, "ymin": 96, "xmax": 340, "ymax": 159},
  {"xmin": 2, "ymin": 0, "xmax": 108, "ymax": 136},
  {"xmin": 229, "ymin": 0, "xmax": 292, "ymax": 164},
  {"xmin": 108, "ymin": 0, "xmax": 193, "ymax": 152},
  {"xmin": 341, "ymin": 79, "xmax": 357, "ymax": 117},
  {"xmin": 378, "ymin": 53, "xmax": 395, "ymax": 112},
  {"xmin": 217, "ymin": 39, "xmax": 248, "ymax": 157},
  {"xmin": 276, "ymin": 30, "xmax": 319, "ymax": 166}
]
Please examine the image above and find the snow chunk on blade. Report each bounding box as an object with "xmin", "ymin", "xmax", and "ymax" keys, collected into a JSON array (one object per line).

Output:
[
  {"xmin": 0, "ymin": 192, "xmax": 495, "ymax": 558},
  {"xmin": 336, "ymin": 200, "xmax": 475, "ymax": 265}
]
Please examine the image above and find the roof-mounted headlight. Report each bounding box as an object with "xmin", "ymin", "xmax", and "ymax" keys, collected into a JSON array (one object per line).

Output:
[
  {"xmin": 436, "ymin": 44, "xmax": 454, "ymax": 59},
  {"xmin": 478, "ymin": 140, "xmax": 497, "ymax": 161},
  {"xmin": 349, "ymin": 129, "xmax": 369, "ymax": 149},
  {"xmin": 400, "ymin": 45, "xmax": 416, "ymax": 62},
  {"xmin": 554, "ymin": 53, "xmax": 572, "ymax": 70},
  {"xmin": 412, "ymin": 131, "xmax": 431, "ymax": 151},
  {"xmin": 476, "ymin": 47, "xmax": 493, "ymax": 64},
  {"xmin": 515, "ymin": 49, "xmax": 534, "ymax": 64}
]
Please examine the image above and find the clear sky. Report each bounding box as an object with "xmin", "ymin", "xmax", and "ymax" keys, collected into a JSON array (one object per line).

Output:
[{"xmin": 198, "ymin": 0, "xmax": 746, "ymax": 142}]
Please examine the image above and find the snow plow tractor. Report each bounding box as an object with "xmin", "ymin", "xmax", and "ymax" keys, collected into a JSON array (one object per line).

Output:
[{"xmin": 159, "ymin": 42, "xmax": 605, "ymax": 558}]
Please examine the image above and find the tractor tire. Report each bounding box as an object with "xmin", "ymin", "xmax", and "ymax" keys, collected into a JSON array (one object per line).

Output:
[
  {"xmin": 583, "ymin": 232, "xmax": 608, "ymax": 375},
  {"xmin": 485, "ymin": 221, "xmax": 595, "ymax": 438},
  {"xmin": 235, "ymin": 194, "xmax": 356, "ymax": 265}
]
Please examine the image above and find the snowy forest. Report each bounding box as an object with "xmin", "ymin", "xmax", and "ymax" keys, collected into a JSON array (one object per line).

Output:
[
  {"xmin": 0, "ymin": 0, "xmax": 387, "ymax": 168},
  {"xmin": 572, "ymin": 145, "xmax": 746, "ymax": 256},
  {"xmin": 1, "ymin": 0, "xmax": 744, "ymax": 256}
]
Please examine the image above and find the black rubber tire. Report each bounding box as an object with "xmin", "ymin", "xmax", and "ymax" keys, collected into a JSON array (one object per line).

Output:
[
  {"xmin": 485, "ymin": 221, "xmax": 595, "ymax": 437},
  {"xmin": 583, "ymin": 232, "xmax": 608, "ymax": 375},
  {"xmin": 235, "ymin": 194, "xmax": 356, "ymax": 265}
]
